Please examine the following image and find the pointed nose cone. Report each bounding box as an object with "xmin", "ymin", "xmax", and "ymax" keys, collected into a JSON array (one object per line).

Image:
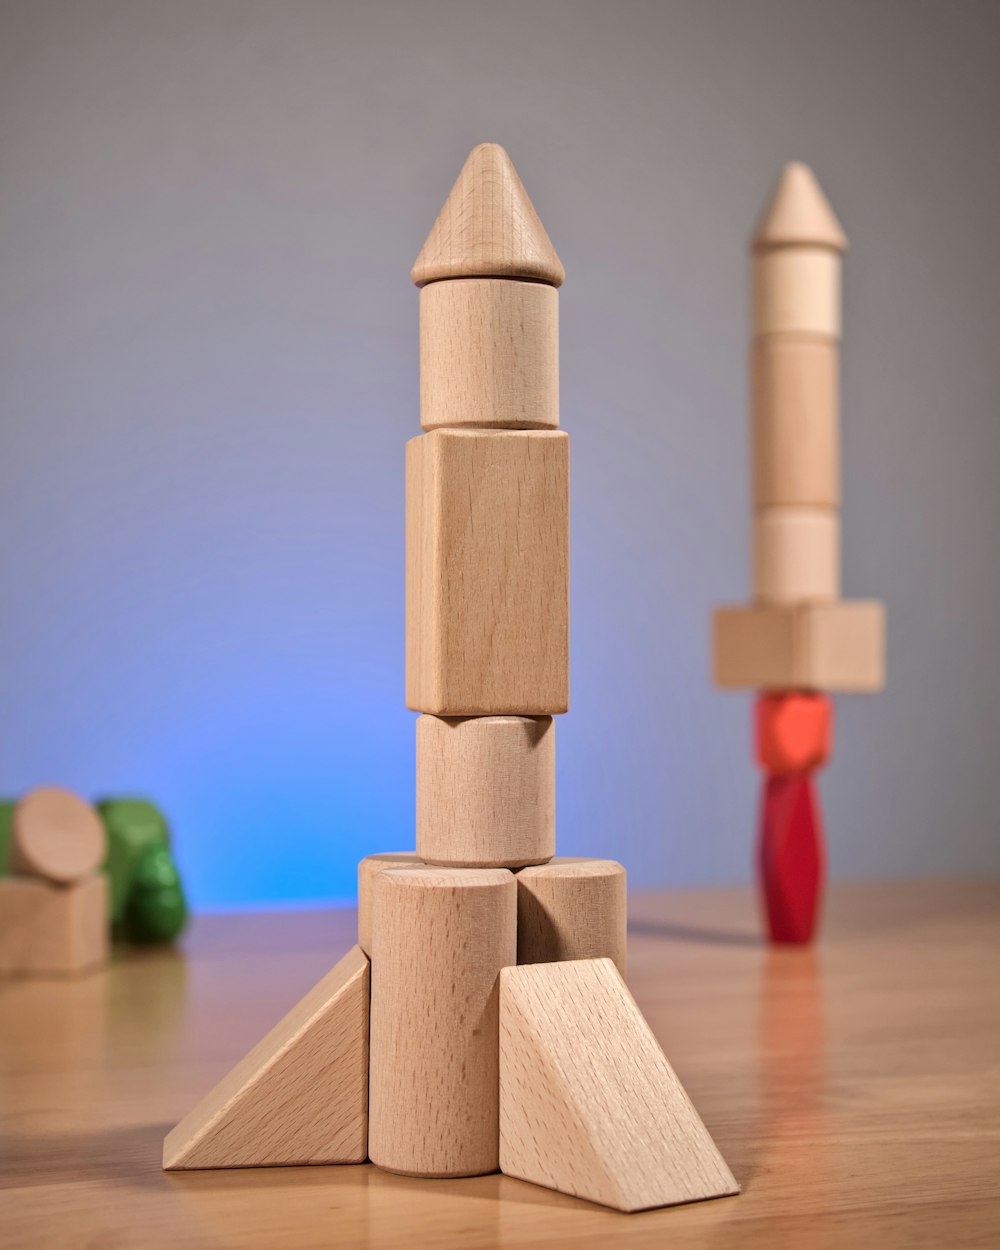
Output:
[
  {"xmin": 752, "ymin": 162, "xmax": 847, "ymax": 252},
  {"xmin": 411, "ymin": 143, "xmax": 565, "ymax": 287}
]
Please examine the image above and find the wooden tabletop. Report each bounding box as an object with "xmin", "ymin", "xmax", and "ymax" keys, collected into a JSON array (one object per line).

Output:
[{"xmin": 1, "ymin": 880, "xmax": 998, "ymax": 1249}]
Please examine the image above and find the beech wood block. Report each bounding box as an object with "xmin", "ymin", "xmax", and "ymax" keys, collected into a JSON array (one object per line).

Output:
[
  {"xmin": 499, "ymin": 959, "xmax": 739, "ymax": 1211},
  {"xmin": 753, "ymin": 506, "xmax": 839, "ymax": 604},
  {"xmin": 752, "ymin": 338, "xmax": 839, "ymax": 508},
  {"xmin": 752, "ymin": 247, "xmax": 841, "ymax": 339},
  {"xmin": 9, "ymin": 787, "xmax": 106, "ymax": 884},
  {"xmin": 753, "ymin": 162, "xmax": 847, "ymax": 252},
  {"xmin": 406, "ymin": 428, "xmax": 569, "ymax": 715},
  {"xmin": 368, "ymin": 866, "xmax": 516, "ymax": 1178},
  {"xmin": 357, "ymin": 852, "xmax": 423, "ymax": 955},
  {"xmin": 416, "ymin": 715, "xmax": 554, "ymax": 868},
  {"xmin": 713, "ymin": 600, "xmax": 885, "ymax": 691},
  {"xmin": 163, "ymin": 945, "xmax": 370, "ymax": 1169},
  {"xmin": 0, "ymin": 873, "xmax": 107, "ymax": 977},
  {"xmin": 516, "ymin": 857, "xmax": 626, "ymax": 977},
  {"xmin": 420, "ymin": 279, "xmax": 558, "ymax": 431},
  {"xmin": 759, "ymin": 774, "xmax": 825, "ymax": 944},
  {"xmin": 756, "ymin": 691, "xmax": 833, "ymax": 775}
]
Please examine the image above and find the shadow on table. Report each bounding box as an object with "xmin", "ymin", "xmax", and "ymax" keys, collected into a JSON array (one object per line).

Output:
[
  {"xmin": 627, "ymin": 918, "xmax": 762, "ymax": 948},
  {"xmin": 0, "ymin": 1121, "xmax": 172, "ymax": 1192}
]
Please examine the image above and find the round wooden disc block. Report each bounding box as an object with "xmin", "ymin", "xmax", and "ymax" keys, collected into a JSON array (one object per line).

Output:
[{"xmin": 10, "ymin": 787, "xmax": 107, "ymax": 884}]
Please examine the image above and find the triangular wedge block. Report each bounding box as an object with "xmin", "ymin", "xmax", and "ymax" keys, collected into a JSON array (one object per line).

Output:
[
  {"xmin": 411, "ymin": 143, "xmax": 564, "ymax": 287},
  {"xmin": 499, "ymin": 958, "xmax": 739, "ymax": 1211},
  {"xmin": 163, "ymin": 944, "xmax": 369, "ymax": 1169},
  {"xmin": 753, "ymin": 161, "xmax": 847, "ymax": 252}
]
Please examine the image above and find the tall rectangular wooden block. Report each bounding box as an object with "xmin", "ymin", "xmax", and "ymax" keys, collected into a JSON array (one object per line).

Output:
[
  {"xmin": 406, "ymin": 428, "xmax": 569, "ymax": 715},
  {"xmin": 0, "ymin": 873, "xmax": 107, "ymax": 977}
]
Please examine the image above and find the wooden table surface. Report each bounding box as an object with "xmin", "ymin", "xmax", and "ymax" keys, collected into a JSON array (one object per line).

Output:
[{"xmin": 1, "ymin": 880, "xmax": 998, "ymax": 1249}]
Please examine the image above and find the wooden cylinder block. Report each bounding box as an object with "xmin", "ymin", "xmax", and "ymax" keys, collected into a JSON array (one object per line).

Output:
[
  {"xmin": 516, "ymin": 858, "xmax": 627, "ymax": 978},
  {"xmin": 356, "ymin": 852, "xmax": 422, "ymax": 955},
  {"xmin": 420, "ymin": 279, "xmax": 558, "ymax": 431},
  {"xmin": 9, "ymin": 787, "xmax": 107, "ymax": 884},
  {"xmin": 416, "ymin": 714, "xmax": 554, "ymax": 868},
  {"xmin": 753, "ymin": 507, "xmax": 840, "ymax": 604},
  {"xmin": 368, "ymin": 866, "xmax": 516, "ymax": 1177},
  {"xmin": 752, "ymin": 247, "xmax": 841, "ymax": 339},
  {"xmin": 753, "ymin": 338, "xmax": 840, "ymax": 508}
]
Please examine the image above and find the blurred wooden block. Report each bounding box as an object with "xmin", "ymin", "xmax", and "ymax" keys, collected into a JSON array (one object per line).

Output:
[
  {"xmin": 420, "ymin": 279, "xmax": 558, "ymax": 431},
  {"xmin": 713, "ymin": 600, "xmax": 885, "ymax": 691},
  {"xmin": 752, "ymin": 507, "xmax": 840, "ymax": 604},
  {"xmin": 753, "ymin": 161, "xmax": 847, "ymax": 252},
  {"xmin": 368, "ymin": 866, "xmax": 516, "ymax": 1178},
  {"xmin": 516, "ymin": 857, "xmax": 627, "ymax": 977},
  {"xmin": 752, "ymin": 338, "xmax": 839, "ymax": 508},
  {"xmin": 406, "ymin": 428, "xmax": 569, "ymax": 715},
  {"xmin": 163, "ymin": 945, "xmax": 370, "ymax": 1169},
  {"xmin": 752, "ymin": 247, "xmax": 840, "ymax": 339},
  {"xmin": 357, "ymin": 851, "xmax": 422, "ymax": 956},
  {"xmin": 499, "ymin": 959, "xmax": 739, "ymax": 1211},
  {"xmin": 0, "ymin": 873, "xmax": 107, "ymax": 977},
  {"xmin": 9, "ymin": 787, "xmax": 106, "ymax": 884},
  {"xmin": 416, "ymin": 714, "xmax": 554, "ymax": 868},
  {"xmin": 756, "ymin": 691, "xmax": 833, "ymax": 774}
]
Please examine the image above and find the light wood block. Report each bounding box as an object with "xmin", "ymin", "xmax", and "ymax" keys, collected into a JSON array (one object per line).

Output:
[
  {"xmin": 357, "ymin": 852, "xmax": 422, "ymax": 956},
  {"xmin": 752, "ymin": 337, "xmax": 839, "ymax": 507},
  {"xmin": 499, "ymin": 958, "xmax": 739, "ymax": 1212},
  {"xmin": 420, "ymin": 279, "xmax": 558, "ymax": 431},
  {"xmin": 416, "ymin": 715, "xmax": 554, "ymax": 868},
  {"xmin": 752, "ymin": 247, "xmax": 841, "ymax": 339},
  {"xmin": 368, "ymin": 866, "xmax": 516, "ymax": 1178},
  {"xmin": 163, "ymin": 945, "xmax": 370, "ymax": 1169},
  {"xmin": 406, "ymin": 428, "xmax": 569, "ymax": 715},
  {"xmin": 516, "ymin": 858, "xmax": 627, "ymax": 977},
  {"xmin": 411, "ymin": 143, "xmax": 564, "ymax": 288},
  {"xmin": 713, "ymin": 600, "xmax": 886, "ymax": 691},
  {"xmin": 753, "ymin": 162, "xmax": 847, "ymax": 251},
  {"xmin": 9, "ymin": 787, "xmax": 106, "ymax": 884},
  {"xmin": 0, "ymin": 873, "xmax": 107, "ymax": 976},
  {"xmin": 752, "ymin": 506, "xmax": 840, "ymax": 604}
]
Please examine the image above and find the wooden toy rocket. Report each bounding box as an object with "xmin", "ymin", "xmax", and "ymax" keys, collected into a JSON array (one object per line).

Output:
[
  {"xmin": 163, "ymin": 144, "xmax": 738, "ymax": 1213},
  {"xmin": 713, "ymin": 163, "xmax": 886, "ymax": 944}
]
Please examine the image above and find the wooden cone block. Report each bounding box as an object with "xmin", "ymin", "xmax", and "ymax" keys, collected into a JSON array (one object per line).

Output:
[
  {"xmin": 420, "ymin": 279, "xmax": 558, "ymax": 431},
  {"xmin": 163, "ymin": 945, "xmax": 370, "ymax": 1169},
  {"xmin": 499, "ymin": 959, "xmax": 739, "ymax": 1211},
  {"xmin": 416, "ymin": 714, "xmax": 554, "ymax": 868},
  {"xmin": 0, "ymin": 873, "xmax": 107, "ymax": 976},
  {"xmin": 357, "ymin": 851, "xmax": 422, "ymax": 955},
  {"xmin": 516, "ymin": 857, "xmax": 626, "ymax": 977},
  {"xmin": 368, "ymin": 866, "xmax": 516, "ymax": 1177},
  {"xmin": 752, "ymin": 506, "xmax": 840, "ymax": 604},
  {"xmin": 406, "ymin": 427, "xmax": 569, "ymax": 715},
  {"xmin": 8, "ymin": 787, "xmax": 106, "ymax": 884}
]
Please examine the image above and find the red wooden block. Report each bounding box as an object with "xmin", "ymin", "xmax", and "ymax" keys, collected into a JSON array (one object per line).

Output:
[
  {"xmin": 755, "ymin": 692, "xmax": 833, "ymax": 775},
  {"xmin": 758, "ymin": 773, "xmax": 825, "ymax": 944}
]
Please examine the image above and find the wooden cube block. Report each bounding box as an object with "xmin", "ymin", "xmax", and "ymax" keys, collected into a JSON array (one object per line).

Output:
[
  {"xmin": 406, "ymin": 428, "xmax": 569, "ymax": 715},
  {"xmin": 420, "ymin": 279, "xmax": 558, "ymax": 431},
  {"xmin": 752, "ymin": 247, "xmax": 841, "ymax": 339},
  {"xmin": 753, "ymin": 506, "xmax": 839, "ymax": 604},
  {"xmin": 752, "ymin": 338, "xmax": 839, "ymax": 508},
  {"xmin": 516, "ymin": 857, "xmax": 626, "ymax": 978},
  {"xmin": 0, "ymin": 873, "xmax": 107, "ymax": 976},
  {"xmin": 356, "ymin": 851, "xmax": 422, "ymax": 956},
  {"xmin": 368, "ymin": 866, "xmax": 516, "ymax": 1178},
  {"xmin": 713, "ymin": 600, "xmax": 885, "ymax": 691},
  {"xmin": 416, "ymin": 714, "xmax": 554, "ymax": 868},
  {"xmin": 8, "ymin": 787, "xmax": 106, "ymax": 884},
  {"xmin": 755, "ymin": 691, "xmax": 833, "ymax": 774}
]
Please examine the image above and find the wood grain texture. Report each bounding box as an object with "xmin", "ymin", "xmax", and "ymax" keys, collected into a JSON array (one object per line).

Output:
[
  {"xmin": 752, "ymin": 162, "xmax": 847, "ymax": 252},
  {"xmin": 752, "ymin": 506, "xmax": 840, "ymax": 604},
  {"xmin": 356, "ymin": 852, "xmax": 422, "ymax": 956},
  {"xmin": 0, "ymin": 873, "xmax": 107, "ymax": 977},
  {"xmin": 8, "ymin": 787, "xmax": 106, "ymax": 884},
  {"xmin": 1, "ymin": 882, "xmax": 999, "ymax": 1247},
  {"xmin": 411, "ymin": 143, "xmax": 564, "ymax": 288},
  {"xmin": 499, "ymin": 958, "xmax": 739, "ymax": 1211},
  {"xmin": 162, "ymin": 944, "xmax": 369, "ymax": 1170},
  {"xmin": 516, "ymin": 858, "xmax": 626, "ymax": 977},
  {"xmin": 368, "ymin": 866, "xmax": 516, "ymax": 1178},
  {"xmin": 406, "ymin": 428, "xmax": 569, "ymax": 715},
  {"xmin": 752, "ymin": 248, "xmax": 841, "ymax": 339},
  {"xmin": 420, "ymin": 279, "xmax": 558, "ymax": 431},
  {"xmin": 416, "ymin": 715, "xmax": 554, "ymax": 868},
  {"xmin": 752, "ymin": 337, "xmax": 839, "ymax": 508},
  {"xmin": 713, "ymin": 600, "xmax": 885, "ymax": 691}
]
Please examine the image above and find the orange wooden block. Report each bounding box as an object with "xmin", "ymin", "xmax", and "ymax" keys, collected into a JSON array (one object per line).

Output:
[{"xmin": 755, "ymin": 692, "xmax": 833, "ymax": 775}]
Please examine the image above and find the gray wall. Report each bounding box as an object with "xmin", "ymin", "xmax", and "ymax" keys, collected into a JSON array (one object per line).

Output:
[{"xmin": 1, "ymin": 0, "xmax": 997, "ymax": 906}]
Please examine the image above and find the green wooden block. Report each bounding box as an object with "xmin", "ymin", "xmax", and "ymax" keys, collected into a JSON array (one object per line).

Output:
[
  {"xmin": 96, "ymin": 798, "xmax": 172, "ymax": 925},
  {"xmin": 124, "ymin": 844, "xmax": 189, "ymax": 943},
  {"xmin": 0, "ymin": 800, "xmax": 15, "ymax": 873}
]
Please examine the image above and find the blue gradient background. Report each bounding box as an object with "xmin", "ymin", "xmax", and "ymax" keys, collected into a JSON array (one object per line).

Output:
[{"xmin": 2, "ymin": 0, "xmax": 998, "ymax": 910}]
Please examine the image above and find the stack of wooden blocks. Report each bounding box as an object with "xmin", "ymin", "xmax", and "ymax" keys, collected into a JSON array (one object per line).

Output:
[{"xmin": 164, "ymin": 144, "xmax": 738, "ymax": 1214}]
